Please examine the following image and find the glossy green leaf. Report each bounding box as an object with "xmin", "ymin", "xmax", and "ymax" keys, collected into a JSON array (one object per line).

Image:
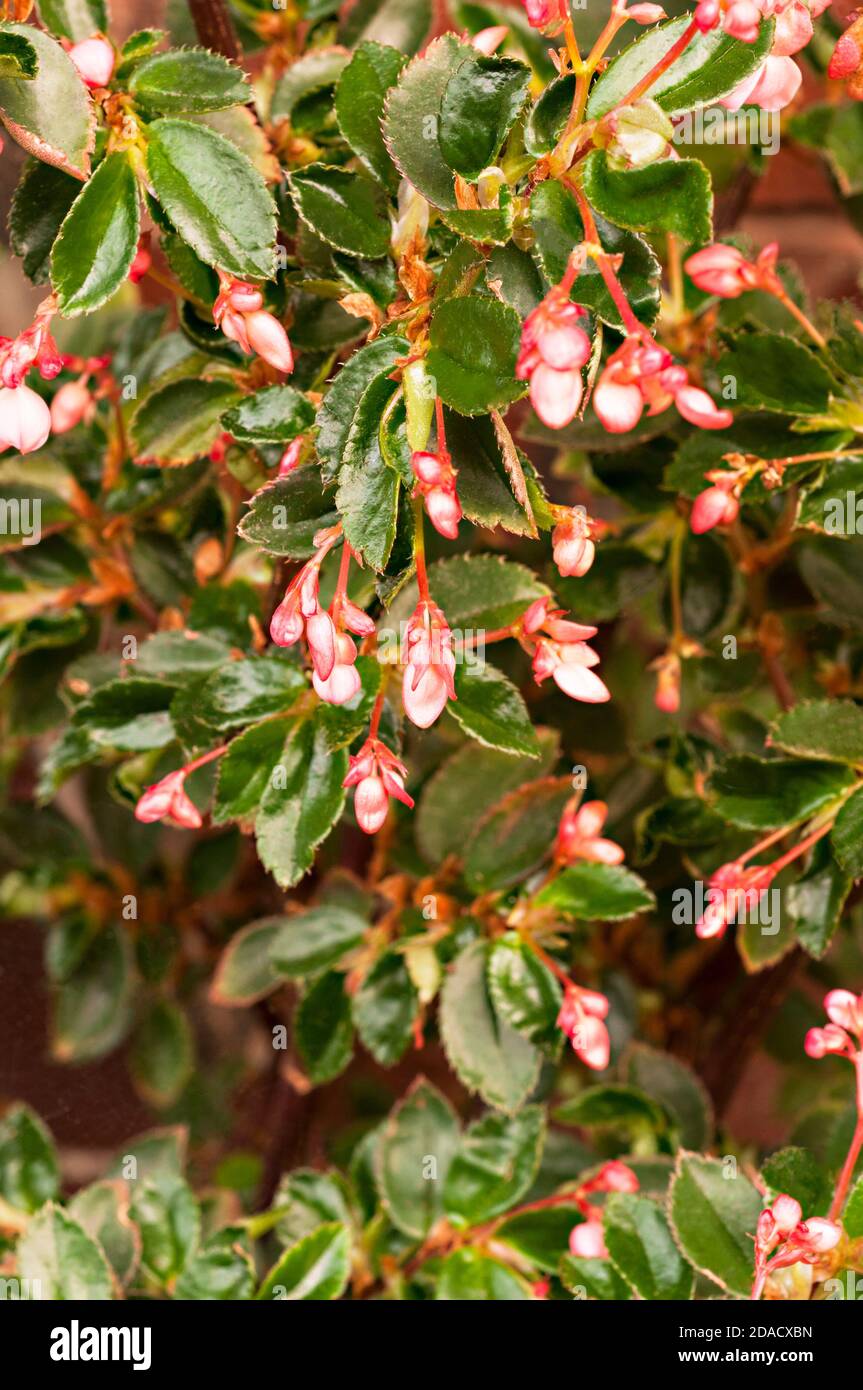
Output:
[
  {"xmin": 438, "ymin": 53, "xmax": 530, "ymax": 180},
  {"xmin": 130, "ymin": 1173, "xmax": 201, "ymax": 1285},
  {"xmin": 424, "ymin": 553, "xmax": 548, "ymax": 632},
  {"xmin": 315, "ymin": 335, "xmax": 409, "ymax": 479},
  {"xmin": 51, "ymin": 152, "xmax": 140, "ymax": 315},
  {"xmin": 271, "ymin": 905, "xmax": 367, "ymax": 978},
  {"xmin": 437, "ymin": 1247, "xmax": 531, "ymax": 1299},
  {"xmin": 195, "ymin": 656, "xmax": 305, "ymax": 730},
  {"xmin": 383, "ymin": 35, "xmax": 471, "ymax": 210},
  {"xmin": 130, "ymin": 997, "xmax": 194, "ymax": 1107},
  {"xmin": 535, "ymin": 863, "xmax": 655, "ymax": 922},
  {"xmin": 581, "ymin": 150, "xmax": 712, "ymax": 245},
  {"xmin": 561, "ymin": 1252, "xmax": 632, "ymax": 1300},
  {"xmin": 289, "ymin": 164, "xmax": 391, "ymax": 258},
  {"xmin": 17, "ymin": 1204, "xmax": 113, "ymax": 1299},
  {"xmin": 237, "ymin": 469, "xmax": 338, "ymax": 559},
  {"xmin": 426, "ymin": 293, "xmax": 523, "ymax": 416},
  {"xmin": 67, "ymin": 1181, "xmax": 140, "ymax": 1287},
  {"xmin": 444, "ymin": 1106, "xmax": 545, "ymax": 1224},
  {"xmin": 604, "ymin": 1193, "xmax": 694, "ymax": 1300},
  {"xmin": 9, "ymin": 157, "xmax": 79, "ymax": 284},
  {"xmin": 174, "ymin": 1226, "xmax": 255, "ymax": 1300},
  {"xmin": 255, "ymin": 720, "xmax": 348, "ymax": 889},
  {"xmin": 335, "ymin": 42, "xmax": 405, "ymax": 185},
  {"xmin": 258, "ymin": 1222, "xmax": 351, "ymax": 1300},
  {"xmin": 715, "ymin": 332, "xmax": 835, "ymax": 415},
  {"xmin": 0, "ymin": 29, "xmax": 37, "ymax": 80},
  {"xmin": 0, "ymin": 24, "xmax": 94, "ymax": 180},
  {"xmin": 211, "ymin": 916, "xmax": 288, "ymax": 1005},
  {"xmin": 352, "ymin": 949, "xmax": 418, "ymax": 1065},
  {"xmin": 222, "ymin": 385, "xmax": 315, "ymax": 445},
  {"xmin": 130, "ymin": 376, "xmax": 241, "ymax": 466},
  {"xmin": 440, "ymin": 942, "xmax": 540, "ymax": 1113},
  {"xmin": 37, "ymin": 0, "xmax": 107, "ymax": 42},
  {"xmin": 623, "ymin": 1044, "xmax": 713, "ymax": 1150},
  {"xmin": 831, "ymin": 785, "xmax": 863, "ymax": 877},
  {"xmin": 130, "ymin": 48, "xmax": 249, "ymax": 114},
  {"xmin": 487, "ymin": 933, "xmax": 562, "ymax": 1053},
  {"xmin": 787, "ymin": 841, "xmax": 853, "ymax": 959},
  {"xmin": 769, "ymin": 700, "xmax": 863, "ymax": 765},
  {"xmin": 669, "ymin": 1153, "xmax": 761, "ymax": 1297},
  {"xmin": 707, "ymin": 756, "xmax": 854, "ymax": 830},
  {"xmin": 761, "ymin": 1147, "xmax": 831, "ymax": 1218},
  {"xmin": 376, "ymin": 1077, "xmax": 460, "ymax": 1238},
  {"xmin": 212, "ymin": 717, "xmax": 294, "ymax": 826},
  {"xmin": 463, "ymin": 777, "xmax": 571, "ymax": 893},
  {"xmin": 449, "ymin": 660, "xmax": 540, "ymax": 757},
  {"xmin": 0, "ymin": 1105, "xmax": 59, "ymax": 1213},
  {"xmin": 294, "ymin": 970, "xmax": 354, "ymax": 1084}
]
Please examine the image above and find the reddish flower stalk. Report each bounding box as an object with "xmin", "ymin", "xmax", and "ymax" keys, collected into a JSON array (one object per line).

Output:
[
  {"xmin": 750, "ymin": 1194, "xmax": 841, "ymax": 1301},
  {"xmin": 805, "ymin": 990, "xmax": 863, "ymax": 1221}
]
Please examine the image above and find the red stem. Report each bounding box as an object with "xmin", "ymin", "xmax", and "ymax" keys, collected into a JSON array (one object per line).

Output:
[
  {"xmin": 617, "ymin": 18, "xmax": 700, "ymax": 107},
  {"xmin": 829, "ymin": 1053, "xmax": 863, "ymax": 1221}
]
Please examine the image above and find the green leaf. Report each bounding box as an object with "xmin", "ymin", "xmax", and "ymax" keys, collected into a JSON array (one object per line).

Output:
[
  {"xmin": 768, "ymin": 699, "xmax": 863, "ymax": 765},
  {"xmin": 440, "ymin": 941, "xmax": 540, "ymax": 1113},
  {"xmin": 524, "ymin": 73, "xmax": 574, "ymax": 156},
  {"xmin": 831, "ymin": 785, "xmax": 863, "ymax": 877},
  {"xmin": 0, "ymin": 29, "xmax": 37, "ymax": 80},
  {"xmin": 67, "ymin": 1181, "xmax": 140, "ymax": 1287},
  {"xmin": 449, "ymin": 660, "xmax": 540, "ymax": 757},
  {"xmin": 561, "ymin": 1252, "xmax": 632, "ymax": 1300},
  {"xmin": 52, "ymin": 925, "xmax": 134, "ymax": 1063},
  {"xmin": 238, "ymin": 469, "xmax": 338, "ymax": 559},
  {"xmin": 72, "ymin": 677, "xmax": 175, "ymax": 752},
  {"xmin": 289, "ymin": 164, "xmax": 391, "ymax": 258},
  {"xmin": 844, "ymin": 1176, "xmax": 863, "ymax": 1238},
  {"xmin": 270, "ymin": 45, "xmax": 348, "ymax": 122},
  {"xmin": 211, "ymin": 916, "xmax": 288, "ymax": 1005},
  {"xmin": 715, "ymin": 332, "xmax": 835, "ymax": 415},
  {"xmin": 580, "ymin": 151, "xmax": 712, "ymax": 245},
  {"xmin": 437, "ymin": 1247, "xmax": 531, "ymax": 1299},
  {"xmin": 586, "ymin": 15, "xmax": 775, "ymax": 119},
  {"xmin": 623, "ymin": 1044, "xmax": 713, "ymax": 1150},
  {"xmin": 130, "ymin": 998, "xmax": 194, "ymax": 1107},
  {"xmin": 376, "ymin": 1077, "xmax": 460, "ymax": 1238},
  {"xmin": 0, "ymin": 1105, "xmax": 59, "ymax": 1213},
  {"xmin": 496, "ymin": 1204, "xmax": 579, "ymax": 1271},
  {"xmin": 146, "ymin": 118, "xmax": 276, "ymax": 279},
  {"xmin": 423, "ymin": 553, "xmax": 548, "ymax": 631},
  {"xmin": 787, "ymin": 841, "xmax": 853, "ymax": 959},
  {"xmin": 271, "ymin": 905, "xmax": 367, "ymax": 978},
  {"xmin": 222, "ymin": 385, "xmax": 315, "ymax": 445},
  {"xmin": 530, "ymin": 179, "xmax": 660, "ymax": 330},
  {"xmin": 535, "ymin": 863, "xmax": 655, "ymax": 922},
  {"xmin": 51, "ymin": 151, "xmax": 140, "ymax": 315},
  {"xmin": 438, "ymin": 53, "xmax": 530, "ymax": 180},
  {"xmin": 416, "ymin": 729, "xmax": 559, "ymax": 865},
  {"xmin": 130, "ymin": 1174, "xmax": 201, "ymax": 1285},
  {"xmin": 426, "ymin": 293, "xmax": 523, "ymax": 416},
  {"xmin": 440, "ymin": 200, "xmax": 514, "ymax": 245},
  {"xmin": 9, "ymin": 158, "xmax": 79, "ymax": 285},
  {"xmin": 335, "ymin": 42, "xmax": 405, "ymax": 185},
  {"xmin": 383, "ymin": 35, "xmax": 471, "ymax": 210},
  {"xmin": 444, "ymin": 1106, "xmax": 545, "ymax": 1225},
  {"xmin": 554, "ymin": 1086, "xmax": 669, "ymax": 1137},
  {"xmin": 487, "ymin": 933, "xmax": 561, "ymax": 1053},
  {"xmin": 174, "ymin": 1226, "xmax": 255, "ymax": 1300},
  {"xmin": 315, "ymin": 335, "xmax": 409, "ymax": 479},
  {"xmin": 353, "ymin": 949, "xmax": 418, "ymax": 1065},
  {"xmin": 463, "ymin": 776, "xmax": 571, "ymax": 893},
  {"xmin": 37, "ymin": 0, "xmax": 107, "ymax": 43},
  {"xmin": 707, "ymin": 755, "xmax": 855, "ymax": 830},
  {"xmin": 0, "ymin": 24, "xmax": 94, "ymax": 180},
  {"xmin": 340, "ymin": 0, "xmax": 432, "ymax": 56},
  {"xmin": 212, "ymin": 717, "xmax": 294, "ymax": 825},
  {"xmin": 17, "ymin": 1204, "xmax": 113, "ymax": 1299},
  {"xmin": 136, "ymin": 630, "xmax": 232, "ymax": 680},
  {"xmin": 255, "ymin": 720, "xmax": 348, "ymax": 889},
  {"xmin": 669, "ymin": 1152, "xmax": 761, "ymax": 1297},
  {"xmin": 130, "ymin": 48, "xmax": 250, "ymax": 114},
  {"xmin": 273, "ymin": 1169, "xmax": 351, "ymax": 1248},
  {"xmin": 336, "ymin": 400, "xmax": 400, "ymax": 569},
  {"xmin": 761, "ymin": 1147, "xmax": 831, "ymax": 1218},
  {"xmin": 604, "ymin": 1193, "xmax": 694, "ymax": 1300},
  {"xmin": 294, "ymin": 970, "xmax": 354, "ymax": 1084},
  {"xmin": 130, "ymin": 376, "xmax": 241, "ymax": 466},
  {"xmin": 258, "ymin": 1222, "xmax": 351, "ymax": 1301},
  {"xmin": 196, "ymin": 656, "xmax": 306, "ymax": 729}
]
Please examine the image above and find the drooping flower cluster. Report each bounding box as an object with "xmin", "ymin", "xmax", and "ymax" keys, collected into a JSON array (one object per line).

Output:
[
  {"xmin": 752, "ymin": 1194, "xmax": 841, "ymax": 1299},
  {"xmin": 402, "ymin": 599, "xmax": 456, "ymax": 729},
  {"xmin": 411, "ymin": 449, "xmax": 462, "ymax": 540},
  {"xmin": 135, "ymin": 768, "xmax": 203, "ymax": 829},
  {"xmin": 694, "ymin": 0, "xmax": 832, "ymax": 112},
  {"xmin": 516, "ymin": 284, "xmax": 592, "ymax": 430},
  {"xmin": 344, "ymin": 738, "xmax": 415, "ymax": 834},
  {"xmin": 568, "ymin": 1160, "xmax": 640, "ymax": 1258},
  {"xmin": 557, "ymin": 984, "xmax": 612, "ymax": 1070},
  {"xmin": 695, "ymin": 860, "xmax": 777, "ymax": 939},
  {"xmin": 0, "ymin": 297, "xmax": 63, "ymax": 455},
  {"xmin": 213, "ymin": 272, "xmax": 294, "ymax": 373},
  {"xmin": 805, "ymin": 990, "xmax": 863, "ymax": 1061},
  {"xmin": 593, "ymin": 336, "xmax": 733, "ymax": 434},
  {"xmin": 521, "ymin": 597, "xmax": 611, "ymax": 703},
  {"xmin": 555, "ymin": 799, "xmax": 624, "ymax": 865}
]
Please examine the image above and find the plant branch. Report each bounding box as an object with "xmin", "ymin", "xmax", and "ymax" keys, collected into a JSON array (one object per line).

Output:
[{"xmin": 187, "ymin": 0, "xmax": 242, "ymax": 60}]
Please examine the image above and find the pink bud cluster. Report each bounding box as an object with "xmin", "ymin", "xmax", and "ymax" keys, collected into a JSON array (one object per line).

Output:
[
  {"xmin": 557, "ymin": 984, "xmax": 612, "ymax": 1070},
  {"xmin": 556, "ymin": 799, "xmax": 624, "ymax": 866},
  {"xmin": 593, "ymin": 336, "xmax": 733, "ymax": 435},
  {"xmin": 805, "ymin": 990, "xmax": 863, "ymax": 1061},
  {"xmin": 402, "ymin": 599, "xmax": 456, "ymax": 728},
  {"xmin": 695, "ymin": 860, "xmax": 777, "ymax": 940},
  {"xmin": 685, "ymin": 242, "xmax": 780, "ymax": 300},
  {"xmin": 270, "ymin": 529, "xmax": 373, "ymax": 704},
  {"xmin": 753, "ymin": 1194, "xmax": 841, "ymax": 1298},
  {"xmin": 522, "ymin": 596, "xmax": 610, "ymax": 703},
  {"xmin": 214, "ymin": 274, "xmax": 294, "ymax": 374},
  {"xmin": 343, "ymin": 738, "xmax": 414, "ymax": 834},
  {"xmin": 690, "ymin": 471, "xmax": 741, "ymax": 534},
  {"xmin": 568, "ymin": 1161, "xmax": 640, "ymax": 1258},
  {"xmin": 516, "ymin": 287, "xmax": 592, "ymax": 430},
  {"xmin": 411, "ymin": 449, "xmax": 462, "ymax": 540},
  {"xmin": 0, "ymin": 300, "xmax": 64, "ymax": 455},
  {"xmin": 694, "ymin": 0, "xmax": 831, "ymax": 112}
]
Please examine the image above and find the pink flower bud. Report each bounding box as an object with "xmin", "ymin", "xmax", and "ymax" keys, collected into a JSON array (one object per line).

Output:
[
  {"xmin": 723, "ymin": 0, "xmax": 762, "ymax": 42},
  {"xmin": 569, "ymin": 1222, "xmax": 608, "ymax": 1258},
  {"xmin": 69, "ymin": 36, "xmax": 115, "ymax": 88},
  {"xmin": 596, "ymin": 1160, "xmax": 640, "ymax": 1193},
  {"xmin": 306, "ymin": 609, "xmax": 337, "ymax": 681},
  {"xmin": 0, "ymin": 384, "xmax": 51, "ymax": 454},
  {"xmin": 472, "ymin": 24, "xmax": 509, "ymax": 53},
  {"xmin": 270, "ymin": 595, "xmax": 303, "ymax": 647},
  {"xmin": 425, "ymin": 486, "xmax": 462, "ymax": 540},
  {"xmin": 229, "ymin": 283, "xmax": 264, "ymax": 313},
  {"xmin": 685, "ymin": 244, "xmax": 752, "ymax": 299},
  {"xmin": 529, "ymin": 364, "xmax": 583, "ymax": 430},
  {"xmin": 245, "ymin": 311, "xmax": 294, "ymax": 374},
  {"xmin": 795, "ymin": 1217, "xmax": 842, "ymax": 1253},
  {"xmin": 128, "ymin": 239, "xmax": 152, "ymax": 284},
  {"xmin": 824, "ymin": 989, "xmax": 862, "ymax": 1034},
  {"xmin": 574, "ymin": 1013, "xmax": 611, "ymax": 1070},
  {"xmin": 829, "ymin": 29, "xmax": 863, "ymax": 79},
  {"xmin": 628, "ymin": 3, "xmax": 667, "ymax": 20},
  {"xmin": 135, "ymin": 770, "xmax": 202, "ymax": 829},
  {"xmin": 690, "ymin": 484, "xmax": 739, "ymax": 533},
  {"xmin": 770, "ymin": 1194, "xmax": 802, "ymax": 1235},
  {"xmin": 354, "ymin": 774, "xmax": 390, "ymax": 833},
  {"xmin": 50, "ymin": 380, "xmax": 92, "ymax": 434},
  {"xmin": 674, "ymin": 384, "xmax": 734, "ymax": 430},
  {"xmin": 694, "ymin": 0, "xmax": 720, "ymax": 30},
  {"xmin": 523, "ymin": 0, "xmax": 561, "ymax": 29},
  {"xmin": 277, "ymin": 437, "xmax": 303, "ymax": 476},
  {"xmin": 593, "ymin": 375, "xmax": 643, "ymax": 433},
  {"xmin": 804, "ymin": 1024, "xmax": 851, "ymax": 1058},
  {"xmin": 411, "ymin": 450, "xmax": 444, "ymax": 487}
]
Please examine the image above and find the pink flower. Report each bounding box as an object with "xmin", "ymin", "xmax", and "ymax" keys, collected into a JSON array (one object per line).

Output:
[
  {"xmin": 471, "ymin": 25, "xmax": 509, "ymax": 53},
  {"xmin": 344, "ymin": 738, "xmax": 414, "ymax": 834},
  {"xmin": 685, "ymin": 243, "xmax": 772, "ymax": 299},
  {"xmin": 517, "ymin": 287, "xmax": 592, "ymax": 431},
  {"xmin": 69, "ymin": 36, "xmax": 115, "ymax": 88},
  {"xmin": 523, "ymin": 0, "xmax": 563, "ymax": 29},
  {"xmin": 214, "ymin": 274, "xmax": 293, "ymax": 374},
  {"xmin": 277, "ymin": 437, "xmax": 304, "ymax": 476},
  {"xmin": 723, "ymin": 0, "xmax": 763, "ymax": 41},
  {"xmin": 593, "ymin": 336, "xmax": 732, "ymax": 435},
  {"xmin": 411, "ymin": 448, "xmax": 462, "ymax": 541},
  {"xmin": 0, "ymin": 384, "xmax": 51, "ymax": 454},
  {"xmin": 557, "ymin": 986, "xmax": 611, "ymax": 1070},
  {"xmin": 402, "ymin": 599, "xmax": 456, "ymax": 728},
  {"xmin": 521, "ymin": 597, "xmax": 611, "ymax": 704},
  {"xmin": 628, "ymin": 3, "xmax": 667, "ymax": 21},
  {"xmin": 695, "ymin": 861, "xmax": 776, "ymax": 940},
  {"xmin": 754, "ymin": 1194, "xmax": 842, "ymax": 1287},
  {"xmin": 825, "ymin": 989, "xmax": 863, "ymax": 1036},
  {"xmin": 135, "ymin": 770, "xmax": 202, "ymax": 829},
  {"xmin": 552, "ymin": 507, "xmax": 599, "ymax": 579},
  {"xmin": 653, "ymin": 652, "xmax": 681, "ymax": 713},
  {"xmin": 804, "ymin": 1023, "xmax": 856, "ymax": 1059},
  {"xmin": 268, "ymin": 525, "xmax": 344, "ymax": 681},
  {"xmin": 569, "ymin": 1221, "xmax": 608, "ymax": 1258},
  {"xmin": 50, "ymin": 379, "xmax": 94, "ymax": 434},
  {"xmin": 556, "ymin": 799, "xmax": 625, "ymax": 866},
  {"xmin": 312, "ymin": 632, "xmax": 361, "ymax": 704},
  {"xmin": 721, "ymin": 54, "xmax": 802, "ymax": 111},
  {"xmin": 691, "ymin": 479, "xmax": 740, "ymax": 533},
  {"xmin": 804, "ymin": 989, "xmax": 863, "ymax": 1059}
]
